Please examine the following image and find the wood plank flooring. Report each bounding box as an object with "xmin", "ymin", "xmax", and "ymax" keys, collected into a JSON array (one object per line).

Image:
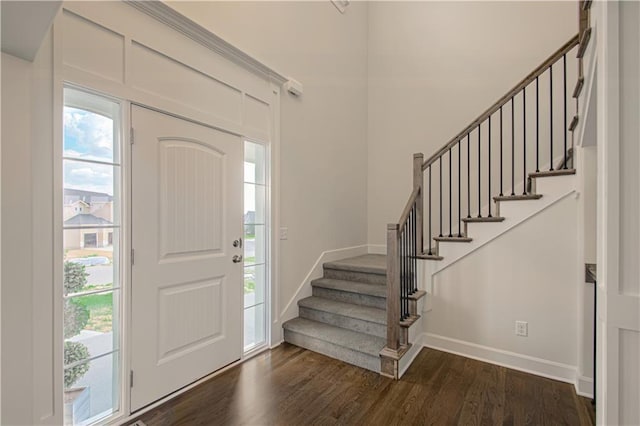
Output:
[{"xmin": 134, "ymin": 344, "xmax": 595, "ymax": 426}]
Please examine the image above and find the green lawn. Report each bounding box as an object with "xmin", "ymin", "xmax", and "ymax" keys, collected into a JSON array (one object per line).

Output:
[{"xmin": 77, "ymin": 293, "xmax": 113, "ymax": 333}]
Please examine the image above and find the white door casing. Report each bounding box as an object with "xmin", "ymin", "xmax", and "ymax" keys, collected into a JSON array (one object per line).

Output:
[
  {"xmin": 130, "ymin": 105, "xmax": 243, "ymax": 412},
  {"xmin": 596, "ymin": 2, "xmax": 640, "ymax": 424}
]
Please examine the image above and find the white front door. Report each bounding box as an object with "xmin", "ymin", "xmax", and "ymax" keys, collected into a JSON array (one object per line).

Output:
[{"xmin": 130, "ymin": 105, "xmax": 243, "ymax": 412}]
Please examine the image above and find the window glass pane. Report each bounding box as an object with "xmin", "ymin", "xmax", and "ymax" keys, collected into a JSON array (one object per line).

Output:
[
  {"xmin": 63, "ymin": 88, "xmax": 119, "ymax": 163},
  {"xmin": 64, "ymin": 352, "xmax": 119, "ymax": 424},
  {"xmin": 244, "ymin": 224, "xmax": 265, "ymax": 266},
  {"xmin": 64, "ymin": 229, "xmax": 119, "ymax": 293},
  {"xmin": 243, "ymin": 304, "xmax": 265, "ymax": 350},
  {"xmin": 244, "ymin": 264, "xmax": 266, "ymax": 308},
  {"xmin": 64, "ymin": 290, "xmax": 119, "ymax": 356},
  {"xmin": 244, "ymin": 142, "xmax": 265, "ymax": 184},
  {"xmin": 63, "ymin": 160, "xmax": 120, "ymax": 226},
  {"xmin": 244, "ymin": 183, "xmax": 265, "ymax": 225}
]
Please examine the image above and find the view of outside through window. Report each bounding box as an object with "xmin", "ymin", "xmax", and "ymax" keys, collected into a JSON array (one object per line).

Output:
[
  {"xmin": 244, "ymin": 141, "xmax": 268, "ymax": 351},
  {"xmin": 63, "ymin": 88, "xmax": 120, "ymax": 425}
]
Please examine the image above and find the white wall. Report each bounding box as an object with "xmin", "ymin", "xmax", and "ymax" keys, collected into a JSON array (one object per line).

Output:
[
  {"xmin": 367, "ymin": 1, "xmax": 578, "ymax": 245},
  {"xmin": 1, "ymin": 53, "xmax": 35, "ymax": 425},
  {"xmin": 166, "ymin": 1, "xmax": 370, "ymax": 340},
  {"xmin": 425, "ymin": 195, "xmax": 579, "ymax": 380}
]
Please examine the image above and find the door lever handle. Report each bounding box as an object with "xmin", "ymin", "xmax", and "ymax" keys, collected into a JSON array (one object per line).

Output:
[{"xmin": 232, "ymin": 255, "xmax": 243, "ymax": 263}]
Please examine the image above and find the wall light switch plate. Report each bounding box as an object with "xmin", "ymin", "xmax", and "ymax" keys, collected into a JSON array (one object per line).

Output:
[
  {"xmin": 279, "ymin": 227, "xmax": 288, "ymax": 240},
  {"xmin": 516, "ymin": 321, "xmax": 528, "ymax": 337}
]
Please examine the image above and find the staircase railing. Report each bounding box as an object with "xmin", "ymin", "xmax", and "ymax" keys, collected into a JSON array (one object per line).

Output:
[
  {"xmin": 383, "ymin": 33, "xmax": 580, "ymax": 369},
  {"xmin": 385, "ymin": 154, "xmax": 423, "ymax": 354}
]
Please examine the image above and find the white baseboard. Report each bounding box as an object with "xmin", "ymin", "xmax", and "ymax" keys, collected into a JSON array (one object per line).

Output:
[
  {"xmin": 276, "ymin": 244, "xmax": 370, "ymax": 341},
  {"xmin": 422, "ymin": 332, "xmax": 578, "ymax": 385},
  {"xmin": 575, "ymin": 375, "xmax": 594, "ymax": 398}
]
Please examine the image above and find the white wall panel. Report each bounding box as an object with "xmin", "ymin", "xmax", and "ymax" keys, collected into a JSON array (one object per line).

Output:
[
  {"xmin": 619, "ymin": 329, "xmax": 640, "ymax": 425},
  {"xmin": 62, "ymin": 11, "xmax": 124, "ymax": 83},
  {"xmin": 130, "ymin": 42, "xmax": 243, "ymax": 125},
  {"xmin": 244, "ymin": 94, "xmax": 270, "ymax": 135}
]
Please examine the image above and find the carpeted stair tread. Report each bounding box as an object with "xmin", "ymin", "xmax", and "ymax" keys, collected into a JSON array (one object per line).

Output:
[
  {"xmin": 299, "ymin": 296, "xmax": 386, "ymax": 325},
  {"xmin": 323, "ymin": 254, "xmax": 387, "ymax": 276},
  {"xmin": 282, "ymin": 318, "xmax": 386, "ymax": 357},
  {"xmin": 311, "ymin": 278, "xmax": 387, "ymax": 297}
]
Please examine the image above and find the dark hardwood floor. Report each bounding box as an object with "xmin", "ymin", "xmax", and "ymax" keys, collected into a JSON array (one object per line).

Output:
[{"xmin": 134, "ymin": 344, "xmax": 595, "ymax": 426}]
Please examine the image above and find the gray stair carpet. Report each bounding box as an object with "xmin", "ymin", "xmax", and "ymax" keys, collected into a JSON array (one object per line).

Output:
[
  {"xmin": 322, "ymin": 254, "xmax": 387, "ymax": 285},
  {"xmin": 283, "ymin": 254, "xmax": 388, "ymax": 373}
]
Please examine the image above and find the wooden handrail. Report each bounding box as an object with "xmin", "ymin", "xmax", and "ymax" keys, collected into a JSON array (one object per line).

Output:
[
  {"xmin": 397, "ymin": 187, "xmax": 420, "ymax": 233},
  {"xmin": 422, "ymin": 34, "xmax": 580, "ymax": 171}
]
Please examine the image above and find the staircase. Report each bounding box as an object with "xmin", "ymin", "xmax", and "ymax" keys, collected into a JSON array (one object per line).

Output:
[
  {"xmin": 283, "ymin": 3, "xmax": 592, "ymax": 378},
  {"xmin": 282, "ymin": 255, "xmax": 388, "ymax": 373}
]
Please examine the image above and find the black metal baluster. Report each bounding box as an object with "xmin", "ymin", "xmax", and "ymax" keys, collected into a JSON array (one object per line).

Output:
[
  {"xmin": 563, "ymin": 54, "xmax": 567, "ymax": 169},
  {"xmin": 399, "ymin": 227, "xmax": 403, "ymax": 320},
  {"xmin": 500, "ymin": 106, "xmax": 504, "ymax": 196},
  {"xmin": 428, "ymin": 166, "xmax": 432, "ymax": 255},
  {"xmin": 523, "ymin": 87, "xmax": 527, "ymax": 195},
  {"xmin": 477, "ymin": 124, "xmax": 482, "ymax": 217},
  {"xmin": 412, "ymin": 204, "xmax": 417, "ymax": 293},
  {"xmin": 439, "ymin": 156, "xmax": 443, "ymax": 237},
  {"xmin": 400, "ymin": 225, "xmax": 404, "ymax": 319},
  {"xmin": 403, "ymin": 226, "xmax": 409, "ymax": 318},
  {"xmin": 511, "ymin": 97, "xmax": 515, "ymax": 196},
  {"xmin": 467, "ymin": 134, "xmax": 471, "ymax": 218},
  {"xmin": 449, "ymin": 148, "xmax": 452, "ymax": 237},
  {"xmin": 401, "ymin": 223, "xmax": 406, "ymax": 319},
  {"xmin": 536, "ymin": 76, "xmax": 540, "ymax": 172},
  {"xmin": 458, "ymin": 140, "xmax": 462, "ymax": 236},
  {"xmin": 410, "ymin": 207, "xmax": 413, "ymax": 304},
  {"xmin": 488, "ymin": 115, "xmax": 492, "ymax": 217},
  {"xmin": 406, "ymin": 216, "xmax": 409, "ymax": 317},
  {"xmin": 550, "ymin": 64, "xmax": 554, "ymax": 171},
  {"xmin": 404, "ymin": 215, "xmax": 409, "ymax": 318}
]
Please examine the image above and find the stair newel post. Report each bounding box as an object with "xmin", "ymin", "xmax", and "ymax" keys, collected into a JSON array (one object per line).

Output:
[
  {"xmin": 413, "ymin": 153, "xmax": 424, "ymax": 255},
  {"xmin": 386, "ymin": 223, "xmax": 401, "ymax": 352}
]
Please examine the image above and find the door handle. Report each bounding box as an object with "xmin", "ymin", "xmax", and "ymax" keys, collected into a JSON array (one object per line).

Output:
[
  {"xmin": 232, "ymin": 255, "xmax": 243, "ymax": 263},
  {"xmin": 233, "ymin": 238, "xmax": 243, "ymax": 248}
]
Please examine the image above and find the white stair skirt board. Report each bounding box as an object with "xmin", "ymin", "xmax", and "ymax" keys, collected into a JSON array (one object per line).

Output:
[
  {"xmin": 575, "ymin": 375, "xmax": 594, "ymax": 399},
  {"xmin": 367, "ymin": 244, "xmax": 387, "ymax": 255},
  {"xmin": 398, "ymin": 312, "xmax": 427, "ymax": 378},
  {"xmin": 276, "ymin": 245, "xmax": 369, "ymax": 343},
  {"xmin": 433, "ymin": 174, "xmax": 576, "ymax": 274},
  {"xmin": 421, "ymin": 333, "xmax": 580, "ymax": 391}
]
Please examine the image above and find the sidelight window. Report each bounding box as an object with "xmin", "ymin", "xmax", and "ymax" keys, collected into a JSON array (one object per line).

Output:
[
  {"xmin": 243, "ymin": 141, "xmax": 269, "ymax": 352},
  {"xmin": 62, "ymin": 87, "xmax": 122, "ymax": 425}
]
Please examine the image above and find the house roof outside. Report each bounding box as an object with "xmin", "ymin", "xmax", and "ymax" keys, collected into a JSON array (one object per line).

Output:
[
  {"xmin": 64, "ymin": 188, "xmax": 113, "ymax": 205},
  {"xmin": 64, "ymin": 213, "xmax": 113, "ymax": 226}
]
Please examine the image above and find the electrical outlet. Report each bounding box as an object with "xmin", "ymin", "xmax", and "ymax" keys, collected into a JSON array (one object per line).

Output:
[
  {"xmin": 515, "ymin": 321, "xmax": 528, "ymax": 337},
  {"xmin": 279, "ymin": 227, "xmax": 288, "ymax": 240}
]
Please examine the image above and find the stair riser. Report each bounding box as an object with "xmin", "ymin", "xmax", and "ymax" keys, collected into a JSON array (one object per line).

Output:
[
  {"xmin": 323, "ymin": 268, "xmax": 386, "ymax": 285},
  {"xmin": 299, "ymin": 307, "xmax": 386, "ymax": 338},
  {"xmin": 312, "ymin": 286, "xmax": 386, "ymax": 310},
  {"xmin": 283, "ymin": 329, "xmax": 380, "ymax": 373}
]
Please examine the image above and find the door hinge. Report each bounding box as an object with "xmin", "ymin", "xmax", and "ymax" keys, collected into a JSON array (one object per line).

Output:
[
  {"xmin": 130, "ymin": 127, "xmax": 135, "ymax": 145},
  {"xmin": 131, "ymin": 248, "xmax": 135, "ymax": 265},
  {"xmin": 130, "ymin": 370, "xmax": 134, "ymax": 388}
]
